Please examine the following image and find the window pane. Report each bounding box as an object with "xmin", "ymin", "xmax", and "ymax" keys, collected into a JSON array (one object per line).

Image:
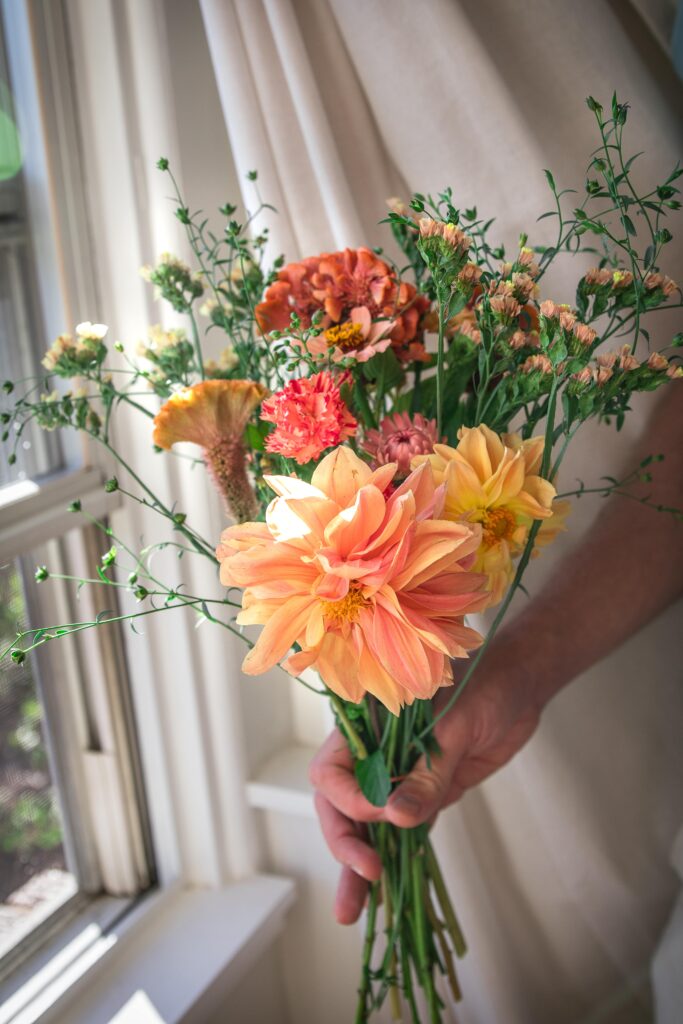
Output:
[
  {"xmin": 0, "ymin": 35, "xmax": 62, "ymax": 488},
  {"xmin": 0, "ymin": 559, "xmax": 77, "ymax": 960}
]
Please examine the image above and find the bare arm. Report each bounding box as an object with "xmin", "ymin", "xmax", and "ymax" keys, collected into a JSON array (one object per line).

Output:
[
  {"xmin": 506, "ymin": 382, "xmax": 683, "ymax": 708},
  {"xmin": 310, "ymin": 384, "xmax": 683, "ymax": 923}
]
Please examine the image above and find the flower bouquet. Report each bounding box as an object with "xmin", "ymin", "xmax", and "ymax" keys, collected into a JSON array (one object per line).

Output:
[{"xmin": 2, "ymin": 96, "xmax": 682, "ymax": 1023}]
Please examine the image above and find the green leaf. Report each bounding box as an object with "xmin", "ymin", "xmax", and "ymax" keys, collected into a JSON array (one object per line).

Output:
[
  {"xmin": 354, "ymin": 750, "xmax": 391, "ymax": 807},
  {"xmin": 360, "ymin": 347, "xmax": 404, "ymax": 390},
  {"xmin": 623, "ymin": 215, "xmax": 636, "ymax": 236},
  {"xmin": 544, "ymin": 169, "xmax": 556, "ymax": 192}
]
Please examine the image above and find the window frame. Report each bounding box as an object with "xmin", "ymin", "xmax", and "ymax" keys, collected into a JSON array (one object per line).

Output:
[
  {"xmin": 1, "ymin": 0, "xmax": 297, "ymax": 1017},
  {"xmin": 0, "ymin": 0, "xmax": 154, "ymax": 983}
]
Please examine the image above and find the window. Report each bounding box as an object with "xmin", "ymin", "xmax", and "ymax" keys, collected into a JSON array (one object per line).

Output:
[{"xmin": 0, "ymin": 1, "xmax": 153, "ymax": 984}]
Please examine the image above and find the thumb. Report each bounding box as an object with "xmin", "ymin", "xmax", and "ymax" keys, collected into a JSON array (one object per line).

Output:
[{"xmin": 385, "ymin": 720, "xmax": 469, "ymax": 828}]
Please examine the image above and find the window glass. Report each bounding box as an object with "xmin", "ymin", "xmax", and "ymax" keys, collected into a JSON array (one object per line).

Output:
[
  {"xmin": 0, "ymin": 559, "xmax": 77, "ymax": 960},
  {"xmin": 0, "ymin": 31, "xmax": 62, "ymax": 487}
]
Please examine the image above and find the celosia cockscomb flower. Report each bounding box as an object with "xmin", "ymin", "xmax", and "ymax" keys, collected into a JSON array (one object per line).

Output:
[
  {"xmin": 217, "ymin": 447, "xmax": 487, "ymax": 714},
  {"xmin": 413, "ymin": 425, "xmax": 556, "ymax": 605},
  {"xmin": 260, "ymin": 371, "xmax": 357, "ymax": 464},
  {"xmin": 153, "ymin": 379, "xmax": 267, "ymax": 522}
]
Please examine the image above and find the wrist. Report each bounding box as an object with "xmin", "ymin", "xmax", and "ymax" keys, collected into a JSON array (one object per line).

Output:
[{"xmin": 481, "ymin": 619, "xmax": 573, "ymax": 713}]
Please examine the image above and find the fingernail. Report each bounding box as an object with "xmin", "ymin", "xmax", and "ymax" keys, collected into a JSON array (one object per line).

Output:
[{"xmin": 390, "ymin": 792, "xmax": 422, "ymax": 816}]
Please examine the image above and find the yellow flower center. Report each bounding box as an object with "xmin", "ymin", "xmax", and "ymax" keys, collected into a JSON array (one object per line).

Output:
[
  {"xmin": 325, "ymin": 322, "xmax": 365, "ymax": 352},
  {"xmin": 472, "ymin": 506, "xmax": 517, "ymax": 548},
  {"xmin": 320, "ymin": 584, "xmax": 369, "ymax": 623}
]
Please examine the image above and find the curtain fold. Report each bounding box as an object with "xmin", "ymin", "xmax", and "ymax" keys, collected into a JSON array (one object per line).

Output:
[
  {"xmin": 199, "ymin": 0, "xmax": 404, "ymax": 255},
  {"xmin": 199, "ymin": 2, "xmax": 683, "ymax": 1021}
]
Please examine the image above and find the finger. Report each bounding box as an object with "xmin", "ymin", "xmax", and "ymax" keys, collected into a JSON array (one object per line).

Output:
[
  {"xmin": 385, "ymin": 714, "xmax": 471, "ymax": 828},
  {"xmin": 335, "ymin": 865, "xmax": 369, "ymax": 925},
  {"xmin": 309, "ymin": 729, "xmax": 385, "ymax": 823},
  {"xmin": 314, "ymin": 792, "xmax": 382, "ymax": 881}
]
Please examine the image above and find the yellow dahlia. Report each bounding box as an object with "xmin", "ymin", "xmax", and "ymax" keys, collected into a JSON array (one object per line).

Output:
[{"xmin": 413, "ymin": 425, "xmax": 556, "ymax": 605}]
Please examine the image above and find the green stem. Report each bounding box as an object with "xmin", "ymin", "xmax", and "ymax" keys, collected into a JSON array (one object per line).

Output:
[
  {"xmin": 381, "ymin": 869, "xmax": 402, "ymax": 1020},
  {"xmin": 399, "ymin": 927, "xmax": 420, "ymax": 1024},
  {"xmin": 100, "ymin": 439, "xmax": 216, "ymax": 562},
  {"xmin": 328, "ymin": 692, "xmax": 368, "ymax": 760},
  {"xmin": 188, "ymin": 309, "xmax": 205, "ymax": 379},
  {"xmin": 410, "ymin": 363, "xmax": 423, "ymax": 416},
  {"xmin": 411, "ymin": 839, "xmax": 440, "ymax": 1024},
  {"xmin": 385, "ymin": 712, "xmax": 400, "ymax": 775},
  {"xmin": 353, "ymin": 377, "xmax": 378, "ymax": 431},
  {"xmin": 425, "ymin": 884, "xmax": 462, "ymax": 1002},
  {"xmin": 436, "ymin": 296, "xmax": 447, "ymax": 437},
  {"xmin": 425, "ymin": 839, "xmax": 466, "ymax": 958},
  {"xmin": 355, "ymin": 881, "xmax": 379, "ymax": 1024}
]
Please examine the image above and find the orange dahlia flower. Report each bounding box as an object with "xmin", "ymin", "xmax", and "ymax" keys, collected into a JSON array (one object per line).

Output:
[
  {"xmin": 254, "ymin": 247, "xmax": 431, "ymax": 364},
  {"xmin": 153, "ymin": 379, "xmax": 267, "ymax": 523},
  {"xmin": 413, "ymin": 425, "xmax": 556, "ymax": 605},
  {"xmin": 216, "ymin": 447, "xmax": 487, "ymax": 713}
]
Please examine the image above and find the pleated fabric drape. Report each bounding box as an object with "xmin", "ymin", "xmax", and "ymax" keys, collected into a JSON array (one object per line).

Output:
[{"xmin": 199, "ymin": 2, "xmax": 683, "ymax": 1021}]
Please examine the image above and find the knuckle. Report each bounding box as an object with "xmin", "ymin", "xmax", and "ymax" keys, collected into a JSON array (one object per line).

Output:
[{"xmin": 413, "ymin": 767, "xmax": 448, "ymax": 802}]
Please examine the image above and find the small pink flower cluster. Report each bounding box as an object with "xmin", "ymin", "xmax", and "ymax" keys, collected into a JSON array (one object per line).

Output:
[
  {"xmin": 570, "ymin": 346, "xmax": 682, "ymax": 388},
  {"xmin": 540, "ymin": 301, "xmax": 597, "ymax": 348}
]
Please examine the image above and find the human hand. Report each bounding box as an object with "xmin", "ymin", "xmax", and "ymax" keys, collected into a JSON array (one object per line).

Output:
[{"xmin": 309, "ymin": 653, "xmax": 542, "ymax": 924}]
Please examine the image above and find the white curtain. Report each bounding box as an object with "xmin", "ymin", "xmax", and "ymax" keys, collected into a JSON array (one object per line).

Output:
[{"xmin": 199, "ymin": 2, "xmax": 683, "ymax": 1021}]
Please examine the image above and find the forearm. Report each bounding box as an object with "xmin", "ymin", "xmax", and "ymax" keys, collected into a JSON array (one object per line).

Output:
[{"xmin": 490, "ymin": 384, "xmax": 683, "ymax": 707}]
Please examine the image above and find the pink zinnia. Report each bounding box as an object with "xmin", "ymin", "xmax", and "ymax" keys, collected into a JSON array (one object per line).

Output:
[
  {"xmin": 261, "ymin": 371, "xmax": 357, "ymax": 464},
  {"xmin": 363, "ymin": 411, "xmax": 442, "ymax": 477}
]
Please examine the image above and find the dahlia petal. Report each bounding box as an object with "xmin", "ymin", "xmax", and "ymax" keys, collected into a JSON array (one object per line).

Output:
[
  {"xmin": 279, "ymin": 495, "xmax": 340, "ymax": 537},
  {"xmin": 263, "ymin": 475, "xmax": 326, "ymax": 501},
  {"xmin": 389, "ymin": 462, "xmax": 440, "ymax": 520},
  {"xmin": 363, "ymin": 602, "xmax": 436, "ymax": 698},
  {"xmin": 512, "ymin": 476, "xmax": 556, "ymax": 517},
  {"xmin": 314, "ymin": 632, "xmax": 365, "ymax": 704},
  {"xmin": 391, "ymin": 520, "xmax": 482, "ymax": 591},
  {"xmin": 311, "ymin": 446, "xmax": 372, "ymax": 506},
  {"xmin": 284, "ymin": 647, "xmax": 320, "ymax": 676},
  {"xmin": 355, "ymin": 491, "xmax": 415, "ymax": 559},
  {"xmin": 313, "ymin": 574, "xmax": 350, "ymax": 600},
  {"xmin": 356, "ymin": 643, "xmax": 410, "ymax": 715},
  {"xmin": 485, "ymin": 451, "xmax": 525, "ymax": 505},
  {"xmin": 366, "ymin": 463, "xmax": 398, "ymax": 493},
  {"xmin": 305, "ymin": 604, "xmax": 325, "ymax": 648},
  {"xmin": 242, "ymin": 595, "xmax": 318, "ymax": 675},
  {"xmin": 323, "ymin": 485, "xmax": 386, "ymax": 557},
  {"xmin": 455, "ymin": 424, "xmax": 493, "ymax": 481},
  {"xmin": 216, "ymin": 521, "xmax": 272, "ymax": 559},
  {"xmin": 443, "ymin": 459, "xmax": 487, "ymax": 514}
]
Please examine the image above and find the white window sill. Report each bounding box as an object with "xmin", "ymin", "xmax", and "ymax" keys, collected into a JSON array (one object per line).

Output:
[
  {"xmin": 2, "ymin": 875, "xmax": 295, "ymax": 1024},
  {"xmin": 247, "ymin": 744, "xmax": 318, "ymax": 818},
  {"xmin": 0, "ymin": 466, "xmax": 116, "ymax": 560}
]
